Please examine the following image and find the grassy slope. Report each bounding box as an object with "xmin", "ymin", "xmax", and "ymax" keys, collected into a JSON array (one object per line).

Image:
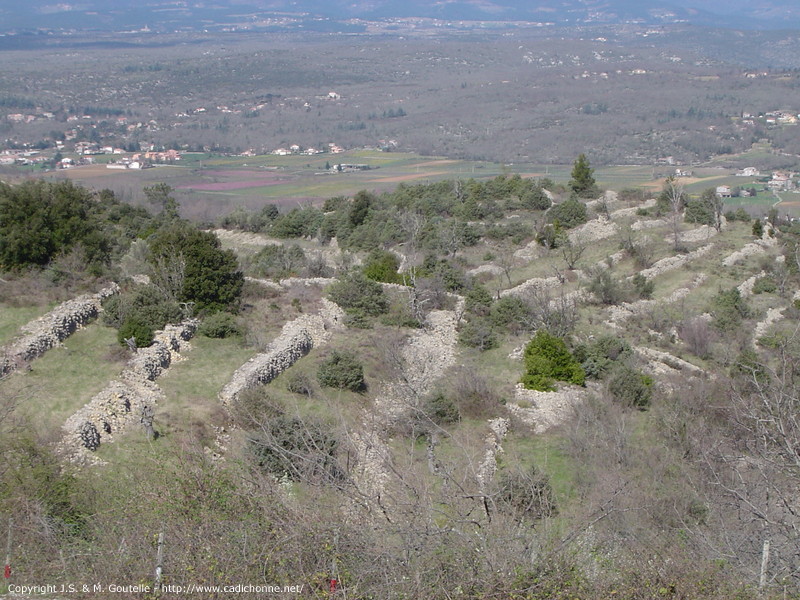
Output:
[
  {"xmin": 0, "ymin": 303, "xmax": 55, "ymax": 346},
  {"xmin": 0, "ymin": 322, "xmax": 123, "ymax": 430}
]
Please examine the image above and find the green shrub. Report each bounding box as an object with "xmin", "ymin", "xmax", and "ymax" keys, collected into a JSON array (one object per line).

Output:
[
  {"xmin": 0, "ymin": 179, "xmax": 113, "ymax": 271},
  {"xmin": 574, "ymin": 335, "xmax": 632, "ymax": 380},
  {"xmin": 327, "ymin": 271, "xmax": 389, "ymax": 317},
  {"xmin": 631, "ymin": 273, "xmax": 654, "ymax": 300},
  {"xmin": 521, "ymin": 187, "xmax": 551, "ymax": 211},
  {"xmin": 607, "ymin": 365, "xmax": 653, "ymax": 409},
  {"xmin": 587, "ymin": 269, "xmax": 627, "ymax": 305},
  {"xmin": 729, "ymin": 349, "xmax": 768, "ymax": 385},
  {"xmin": 419, "ymin": 256, "xmax": 467, "ymax": 292},
  {"xmin": 710, "ymin": 287, "xmax": 751, "ymax": 331},
  {"xmin": 198, "ymin": 312, "xmax": 242, "ymax": 338},
  {"xmin": 117, "ymin": 316, "xmax": 154, "ymax": 348},
  {"xmin": 148, "ymin": 224, "xmax": 243, "ymax": 313},
  {"xmin": 684, "ymin": 199, "xmax": 714, "ymax": 225},
  {"xmin": 465, "ymin": 284, "xmax": 494, "ymax": 316},
  {"xmin": 521, "ymin": 330, "xmax": 585, "ymax": 391},
  {"xmin": 104, "ymin": 284, "xmax": 183, "ymax": 338},
  {"xmin": 752, "ymin": 276, "xmax": 777, "ymax": 295},
  {"xmin": 252, "ymin": 244, "xmax": 306, "ymax": 279},
  {"xmin": 537, "ymin": 223, "xmax": 568, "ymax": 249},
  {"xmin": 548, "ymin": 197, "xmax": 588, "ymax": 229},
  {"xmin": 569, "ymin": 153, "xmax": 598, "ymax": 199},
  {"xmin": 362, "ymin": 249, "xmax": 404, "ymax": 284},
  {"xmin": 379, "ymin": 302, "xmax": 422, "ymax": 328},
  {"xmin": 317, "ymin": 350, "xmax": 366, "ymax": 392},
  {"xmin": 752, "ymin": 219, "xmax": 764, "ymax": 237},
  {"xmin": 490, "ymin": 296, "xmax": 531, "ymax": 333},
  {"xmin": 423, "ymin": 393, "xmax": 461, "ymax": 426},
  {"xmin": 458, "ymin": 316, "xmax": 498, "ymax": 351},
  {"xmin": 269, "ymin": 207, "xmax": 323, "ymax": 238}
]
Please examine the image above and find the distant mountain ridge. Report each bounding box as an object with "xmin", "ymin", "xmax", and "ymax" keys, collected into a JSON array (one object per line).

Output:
[{"xmin": 1, "ymin": 0, "xmax": 799, "ymax": 32}]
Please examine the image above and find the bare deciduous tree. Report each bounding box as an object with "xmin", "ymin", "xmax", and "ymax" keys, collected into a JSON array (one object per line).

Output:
[
  {"xmin": 559, "ymin": 234, "xmax": 587, "ymax": 270},
  {"xmin": 149, "ymin": 251, "xmax": 186, "ymax": 303},
  {"xmin": 664, "ymin": 176, "xmax": 686, "ymax": 251}
]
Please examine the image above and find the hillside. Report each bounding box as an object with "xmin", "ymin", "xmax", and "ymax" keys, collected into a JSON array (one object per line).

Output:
[
  {"xmin": 1, "ymin": 170, "xmax": 799, "ymax": 598},
  {"xmin": 3, "ymin": 0, "xmax": 800, "ymax": 31}
]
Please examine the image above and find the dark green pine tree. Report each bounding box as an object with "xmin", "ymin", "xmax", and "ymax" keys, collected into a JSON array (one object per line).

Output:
[{"xmin": 569, "ymin": 153, "xmax": 597, "ymax": 198}]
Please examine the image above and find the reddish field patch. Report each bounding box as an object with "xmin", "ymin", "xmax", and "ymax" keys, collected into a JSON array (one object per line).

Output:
[
  {"xmin": 178, "ymin": 179, "xmax": 284, "ymax": 191},
  {"xmin": 204, "ymin": 169, "xmax": 279, "ymax": 177}
]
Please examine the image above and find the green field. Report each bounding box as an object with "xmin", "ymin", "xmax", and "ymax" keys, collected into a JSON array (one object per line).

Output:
[
  {"xmin": 0, "ymin": 322, "xmax": 124, "ymax": 429},
  {"xmin": 29, "ymin": 145, "xmax": 797, "ymax": 221},
  {"xmin": 0, "ymin": 303, "xmax": 55, "ymax": 346}
]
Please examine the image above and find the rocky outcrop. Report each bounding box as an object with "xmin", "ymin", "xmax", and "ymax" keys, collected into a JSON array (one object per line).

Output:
[
  {"xmin": 60, "ymin": 319, "xmax": 198, "ymax": 464},
  {"xmin": 219, "ymin": 298, "xmax": 344, "ymax": 405},
  {"xmin": 634, "ymin": 346, "xmax": 707, "ymax": 378},
  {"xmin": 0, "ymin": 283, "xmax": 119, "ymax": 378},
  {"xmin": 610, "ymin": 198, "xmax": 656, "ymax": 220},
  {"xmin": 631, "ymin": 218, "xmax": 668, "ymax": 230},
  {"xmin": 467, "ymin": 264, "xmax": 506, "ymax": 277},
  {"xmin": 669, "ymin": 224, "xmax": 720, "ymax": 244}
]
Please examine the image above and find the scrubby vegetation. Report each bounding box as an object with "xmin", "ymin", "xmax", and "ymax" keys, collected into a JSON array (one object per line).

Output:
[
  {"xmin": 3, "ymin": 161, "xmax": 800, "ymax": 599},
  {"xmin": 316, "ymin": 350, "xmax": 366, "ymax": 392}
]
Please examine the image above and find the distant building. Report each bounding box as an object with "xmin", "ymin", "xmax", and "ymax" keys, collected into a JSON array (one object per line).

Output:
[
  {"xmin": 716, "ymin": 185, "xmax": 732, "ymax": 198},
  {"xmin": 736, "ymin": 167, "xmax": 760, "ymax": 177},
  {"xmin": 768, "ymin": 171, "xmax": 794, "ymax": 191}
]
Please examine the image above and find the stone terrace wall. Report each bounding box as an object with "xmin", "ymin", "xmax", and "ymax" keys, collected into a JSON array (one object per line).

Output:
[
  {"xmin": 219, "ymin": 298, "xmax": 344, "ymax": 406},
  {"xmin": 0, "ymin": 283, "xmax": 120, "ymax": 378},
  {"xmin": 60, "ymin": 319, "xmax": 198, "ymax": 464}
]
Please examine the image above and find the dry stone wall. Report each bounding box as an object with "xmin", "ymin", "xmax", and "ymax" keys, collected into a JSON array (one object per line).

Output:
[
  {"xmin": 351, "ymin": 298, "xmax": 464, "ymax": 517},
  {"xmin": 721, "ymin": 230, "xmax": 778, "ymax": 267},
  {"xmin": 753, "ymin": 307, "xmax": 786, "ymax": 349},
  {"xmin": 568, "ymin": 217, "xmax": 618, "ymax": 244},
  {"xmin": 500, "ymin": 276, "xmax": 561, "ymax": 299},
  {"xmin": 60, "ymin": 319, "xmax": 198, "ymax": 464},
  {"xmin": 0, "ymin": 283, "xmax": 119, "ymax": 378},
  {"xmin": 219, "ymin": 298, "xmax": 344, "ymax": 405},
  {"xmin": 606, "ymin": 273, "xmax": 707, "ymax": 328},
  {"xmin": 476, "ymin": 417, "xmax": 510, "ymax": 491}
]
